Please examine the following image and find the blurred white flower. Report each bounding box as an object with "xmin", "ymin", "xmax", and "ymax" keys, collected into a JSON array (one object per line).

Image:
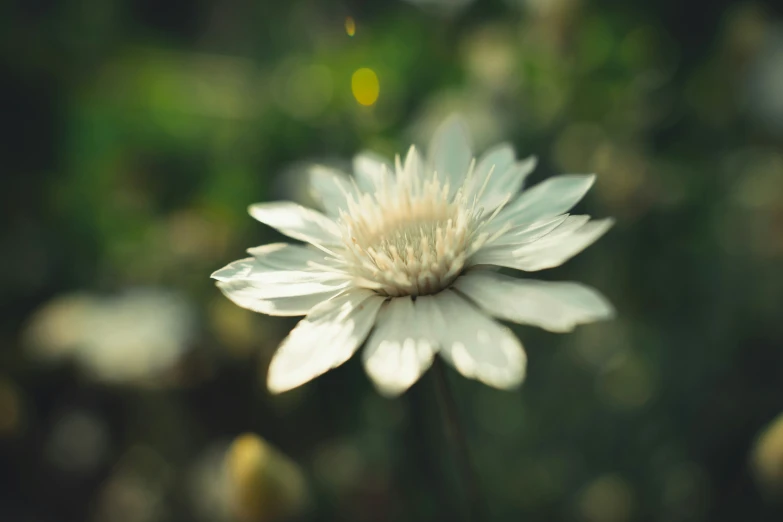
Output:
[
  {"xmin": 213, "ymin": 116, "xmax": 614, "ymax": 396},
  {"xmin": 25, "ymin": 289, "xmax": 194, "ymax": 385}
]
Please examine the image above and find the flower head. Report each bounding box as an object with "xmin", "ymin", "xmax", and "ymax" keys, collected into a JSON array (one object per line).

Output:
[{"xmin": 212, "ymin": 116, "xmax": 614, "ymax": 396}]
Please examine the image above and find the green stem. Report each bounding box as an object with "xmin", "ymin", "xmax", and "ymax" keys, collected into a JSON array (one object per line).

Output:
[{"xmin": 431, "ymin": 358, "xmax": 484, "ymax": 522}]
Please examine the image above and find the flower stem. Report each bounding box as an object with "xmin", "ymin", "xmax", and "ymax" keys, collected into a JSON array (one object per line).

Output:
[{"xmin": 431, "ymin": 358, "xmax": 484, "ymax": 522}]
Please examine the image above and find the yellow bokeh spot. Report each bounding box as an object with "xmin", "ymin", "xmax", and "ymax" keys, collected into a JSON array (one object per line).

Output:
[
  {"xmin": 351, "ymin": 68, "xmax": 379, "ymax": 106},
  {"xmin": 227, "ymin": 433, "xmax": 269, "ymax": 487},
  {"xmin": 0, "ymin": 379, "xmax": 23, "ymax": 437},
  {"xmin": 225, "ymin": 433, "xmax": 307, "ymax": 522},
  {"xmin": 345, "ymin": 17, "xmax": 356, "ymax": 37}
]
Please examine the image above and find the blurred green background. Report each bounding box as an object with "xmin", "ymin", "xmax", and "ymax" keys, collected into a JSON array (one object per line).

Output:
[{"xmin": 3, "ymin": 0, "xmax": 783, "ymax": 521}]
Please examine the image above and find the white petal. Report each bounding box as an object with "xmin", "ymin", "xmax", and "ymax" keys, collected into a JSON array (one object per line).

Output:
[
  {"xmin": 483, "ymin": 214, "xmax": 569, "ymax": 248},
  {"xmin": 536, "ymin": 214, "xmax": 592, "ymax": 241},
  {"xmin": 489, "ymin": 213, "xmax": 590, "ymax": 250},
  {"xmin": 429, "ymin": 291, "xmax": 526, "ymax": 390},
  {"xmin": 362, "ymin": 297, "xmax": 437, "ymax": 397},
  {"xmin": 249, "ymin": 202, "xmax": 342, "ymax": 246},
  {"xmin": 475, "ymin": 217, "xmax": 611, "ymax": 271},
  {"xmin": 211, "ymin": 257, "xmax": 261, "ymax": 282},
  {"xmin": 213, "ymin": 243, "xmax": 325, "ymax": 281},
  {"xmin": 309, "ymin": 165, "xmax": 358, "ymax": 216},
  {"xmin": 469, "ymin": 143, "xmax": 537, "ymax": 211},
  {"xmin": 353, "ymin": 151, "xmax": 393, "ymax": 193},
  {"xmin": 511, "ymin": 218, "xmax": 614, "ymax": 271},
  {"xmin": 470, "ymin": 216, "xmax": 568, "ymax": 267},
  {"xmin": 481, "ymin": 156, "xmax": 538, "ymax": 212},
  {"xmin": 428, "ymin": 115, "xmax": 473, "ymax": 194},
  {"xmin": 212, "ymin": 257, "xmax": 335, "ymax": 286},
  {"xmin": 497, "ymin": 174, "xmax": 596, "ymax": 228},
  {"xmin": 245, "ymin": 242, "xmax": 327, "ymax": 269},
  {"xmin": 267, "ymin": 290, "xmax": 385, "ymax": 393},
  {"xmin": 217, "ymin": 280, "xmax": 342, "ymax": 317},
  {"xmin": 211, "ymin": 249, "xmax": 349, "ymax": 299},
  {"xmin": 212, "ymin": 244, "xmax": 351, "ymax": 316},
  {"xmin": 474, "ymin": 144, "xmax": 515, "ymax": 185},
  {"xmin": 402, "ymin": 145, "xmax": 424, "ymax": 183},
  {"xmin": 454, "ymin": 271, "xmax": 614, "ymax": 332}
]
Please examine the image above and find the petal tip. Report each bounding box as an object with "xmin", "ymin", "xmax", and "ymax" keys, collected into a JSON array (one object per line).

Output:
[
  {"xmin": 481, "ymin": 371, "xmax": 526, "ymax": 391},
  {"xmin": 370, "ymin": 379, "xmax": 412, "ymax": 398},
  {"xmin": 593, "ymin": 217, "xmax": 616, "ymax": 237},
  {"xmin": 266, "ymin": 369, "xmax": 301, "ymax": 395},
  {"xmin": 247, "ymin": 202, "xmax": 263, "ymax": 219},
  {"xmin": 598, "ymin": 300, "xmax": 617, "ymax": 321},
  {"xmin": 580, "ymin": 173, "xmax": 597, "ymax": 188}
]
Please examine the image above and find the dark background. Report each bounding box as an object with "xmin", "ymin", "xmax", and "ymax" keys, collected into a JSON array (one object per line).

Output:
[{"xmin": 3, "ymin": 0, "xmax": 783, "ymax": 521}]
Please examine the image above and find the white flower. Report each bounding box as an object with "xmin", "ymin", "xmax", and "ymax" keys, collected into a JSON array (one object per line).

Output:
[
  {"xmin": 212, "ymin": 116, "xmax": 614, "ymax": 397},
  {"xmin": 25, "ymin": 289, "xmax": 194, "ymax": 386}
]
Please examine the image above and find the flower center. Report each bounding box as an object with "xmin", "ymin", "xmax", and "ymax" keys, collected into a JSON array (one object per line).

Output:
[{"xmin": 336, "ymin": 167, "xmax": 491, "ymax": 297}]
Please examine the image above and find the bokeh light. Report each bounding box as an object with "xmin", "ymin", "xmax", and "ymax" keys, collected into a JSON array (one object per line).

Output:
[
  {"xmin": 351, "ymin": 68, "xmax": 380, "ymax": 106},
  {"xmin": 576, "ymin": 475, "xmax": 635, "ymax": 522},
  {"xmin": 226, "ymin": 434, "xmax": 307, "ymax": 522},
  {"xmin": 345, "ymin": 17, "xmax": 356, "ymax": 37},
  {"xmin": 0, "ymin": 378, "xmax": 23, "ymax": 438}
]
